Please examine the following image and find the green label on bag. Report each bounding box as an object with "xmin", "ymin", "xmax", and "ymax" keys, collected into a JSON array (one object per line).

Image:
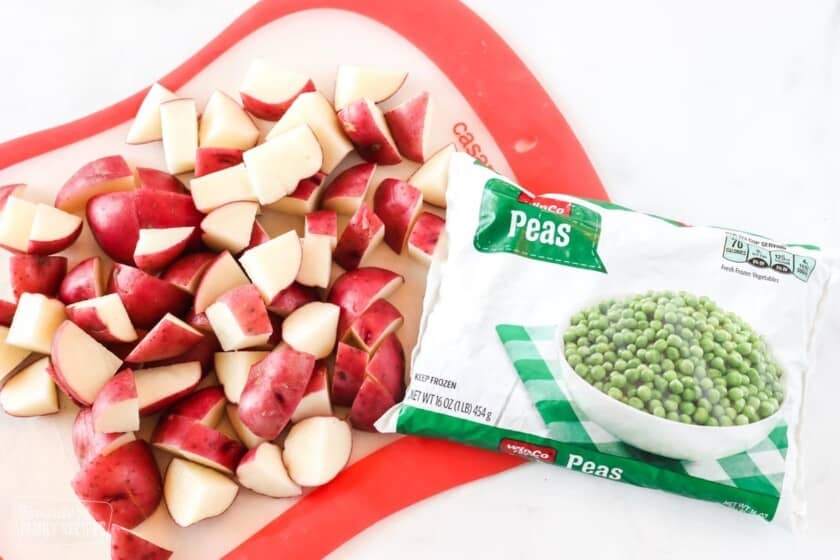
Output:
[{"xmin": 473, "ymin": 179, "xmax": 607, "ymax": 273}]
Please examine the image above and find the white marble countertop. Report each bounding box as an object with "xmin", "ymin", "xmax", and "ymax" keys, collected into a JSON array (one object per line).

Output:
[{"xmin": 1, "ymin": 1, "xmax": 838, "ymax": 558}]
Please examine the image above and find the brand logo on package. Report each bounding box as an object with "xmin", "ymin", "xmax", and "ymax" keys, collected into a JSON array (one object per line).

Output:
[
  {"xmin": 474, "ymin": 179, "xmax": 607, "ymax": 273},
  {"xmin": 499, "ymin": 438, "xmax": 557, "ymax": 463}
]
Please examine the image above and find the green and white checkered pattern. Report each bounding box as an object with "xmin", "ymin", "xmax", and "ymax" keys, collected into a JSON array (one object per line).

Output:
[{"xmin": 496, "ymin": 324, "xmax": 788, "ymax": 497}]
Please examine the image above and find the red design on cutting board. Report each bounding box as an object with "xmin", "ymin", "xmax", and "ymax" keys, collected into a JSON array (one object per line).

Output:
[{"xmin": 0, "ymin": 0, "xmax": 608, "ymax": 558}]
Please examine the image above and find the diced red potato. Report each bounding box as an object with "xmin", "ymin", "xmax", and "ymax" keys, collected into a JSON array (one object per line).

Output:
[
  {"xmin": 200, "ymin": 201, "xmax": 259, "ymax": 254},
  {"xmin": 134, "ymin": 361, "xmax": 202, "ymax": 415},
  {"xmin": 206, "ymin": 284, "xmax": 273, "ymax": 351},
  {"xmin": 333, "ymin": 65, "xmax": 407, "ymax": 110},
  {"xmin": 320, "ymin": 162, "xmax": 376, "ymax": 216},
  {"xmin": 133, "ymin": 227, "xmax": 194, "ymax": 273},
  {"xmin": 0, "ymin": 197, "xmax": 83, "ymax": 255},
  {"xmin": 384, "ymin": 91, "xmax": 433, "ymax": 163},
  {"xmin": 91, "ymin": 369, "xmax": 139, "ymax": 434},
  {"xmin": 407, "ymin": 143, "xmax": 455, "ymax": 208},
  {"xmin": 136, "ymin": 167, "xmax": 187, "ymax": 193},
  {"xmin": 345, "ymin": 299, "xmax": 403, "ymax": 353},
  {"xmin": 238, "ymin": 345, "xmax": 315, "ymax": 439},
  {"xmin": 8, "ymin": 255, "xmax": 66, "ymax": 300},
  {"xmin": 86, "ymin": 191, "xmax": 140, "ymax": 264},
  {"xmin": 267, "ymin": 175, "xmax": 323, "ymax": 215},
  {"xmin": 72, "ymin": 439, "xmax": 162, "ymax": 530},
  {"xmin": 266, "ymin": 282, "xmax": 319, "ymax": 317},
  {"xmin": 0, "ymin": 326, "xmax": 32, "ymax": 385},
  {"xmin": 282, "ymin": 416, "xmax": 352, "ymax": 486},
  {"xmin": 168, "ymin": 386, "xmax": 227, "ymax": 426},
  {"xmin": 408, "ymin": 211, "xmax": 445, "ymax": 264},
  {"xmin": 333, "ymin": 202, "xmax": 385, "ymax": 271},
  {"xmin": 367, "ymin": 333, "xmax": 406, "ymax": 401},
  {"xmin": 72, "ymin": 408, "xmax": 136, "ymax": 465},
  {"xmin": 184, "ymin": 307, "xmax": 212, "ymax": 333},
  {"xmin": 0, "ymin": 183, "xmax": 27, "ymax": 209},
  {"xmin": 108, "ymin": 264, "xmax": 191, "ymax": 328},
  {"xmin": 349, "ymin": 376, "xmax": 397, "ymax": 431},
  {"xmin": 247, "ymin": 220, "xmax": 270, "ymax": 249},
  {"xmin": 59, "ymin": 257, "xmax": 104, "ymax": 304},
  {"xmin": 152, "ymin": 413, "xmax": 246, "ymax": 475},
  {"xmin": 54, "ymin": 155, "xmax": 136, "ymax": 212},
  {"xmin": 134, "ymin": 189, "xmax": 204, "ymax": 232},
  {"xmin": 304, "ymin": 210, "xmax": 338, "ymax": 249},
  {"xmin": 198, "ymin": 90, "xmax": 259, "ymax": 150},
  {"xmin": 163, "ymin": 458, "xmax": 238, "ymax": 528},
  {"xmin": 373, "ymin": 178, "xmax": 424, "ymax": 253},
  {"xmin": 290, "ymin": 361, "xmax": 331, "ymax": 423},
  {"xmin": 110, "ymin": 525, "xmax": 173, "ymax": 560},
  {"xmin": 194, "ymin": 147, "xmax": 245, "ymax": 178},
  {"xmin": 239, "ymin": 230, "xmax": 302, "ymax": 305},
  {"xmin": 161, "ymin": 252, "xmax": 216, "ymax": 295},
  {"xmin": 126, "ymin": 83, "xmax": 178, "ymax": 144},
  {"xmin": 7, "ymin": 293, "xmax": 66, "ymax": 354},
  {"xmin": 239, "ymin": 60, "xmax": 315, "ymax": 121},
  {"xmin": 214, "ymin": 351, "xmax": 268, "ymax": 403},
  {"xmin": 0, "ymin": 356, "xmax": 59, "ymax": 417},
  {"xmin": 297, "ymin": 236, "xmax": 332, "ymax": 288},
  {"xmin": 282, "ymin": 302, "xmax": 340, "ymax": 359},
  {"xmin": 327, "ymin": 267, "xmax": 404, "ymax": 337},
  {"xmin": 126, "ymin": 313, "xmax": 203, "ymax": 363},
  {"xmin": 331, "ymin": 342, "xmax": 368, "ymax": 407},
  {"xmin": 190, "ymin": 252, "xmax": 248, "ymax": 313},
  {"xmin": 266, "ymin": 92, "xmax": 353, "ymax": 174},
  {"xmin": 151, "ymin": 332, "xmax": 219, "ymax": 377},
  {"xmin": 225, "ymin": 404, "xmax": 267, "ymax": 448},
  {"xmin": 190, "ymin": 163, "xmax": 257, "ymax": 213},
  {"xmin": 0, "ymin": 301, "xmax": 15, "ymax": 328},
  {"xmin": 337, "ymin": 98, "xmax": 402, "ymax": 165},
  {"xmin": 243, "ymin": 124, "xmax": 323, "ymax": 205},
  {"xmin": 49, "ymin": 320, "xmax": 122, "ymax": 406},
  {"xmin": 159, "ymin": 98, "xmax": 199, "ymax": 175},
  {"xmin": 236, "ymin": 442, "xmax": 301, "ymax": 498}
]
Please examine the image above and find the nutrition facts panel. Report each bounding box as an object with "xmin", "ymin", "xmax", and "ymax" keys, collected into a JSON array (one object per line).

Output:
[{"xmin": 722, "ymin": 233, "xmax": 816, "ymax": 282}]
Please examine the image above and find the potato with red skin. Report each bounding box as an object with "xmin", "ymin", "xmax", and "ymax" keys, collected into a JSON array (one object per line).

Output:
[
  {"xmin": 367, "ymin": 333, "xmax": 406, "ymax": 401},
  {"xmin": 168, "ymin": 386, "xmax": 226, "ymax": 426},
  {"xmin": 373, "ymin": 178, "xmax": 424, "ymax": 253},
  {"xmin": 331, "ymin": 342, "xmax": 368, "ymax": 407},
  {"xmin": 55, "ymin": 155, "xmax": 136, "ymax": 212},
  {"xmin": 134, "ymin": 190, "xmax": 203, "ymax": 238},
  {"xmin": 108, "ymin": 264, "xmax": 191, "ymax": 328},
  {"xmin": 327, "ymin": 267, "xmax": 404, "ymax": 337},
  {"xmin": 239, "ymin": 60, "xmax": 315, "ymax": 121},
  {"xmin": 72, "ymin": 408, "xmax": 136, "ymax": 465},
  {"xmin": 290, "ymin": 361, "xmax": 331, "ymax": 422},
  {"xmin": 152, "ymin": 413, "xmax": 246, "ymax": 475},
  {"xmin": 206, "ymin": 284, "xmax": 273, "ymax": 351},
  {"xmin": 350, "ymin": 376, "xmax": 397, "ymax": 431},
  {"xmin": 50, "ymin": 321, "xmax": 124, "ymax": 406},
  {"xmin": 161, "ymin": 252, "xmax": 215, "ymax": 295},
  {"xmin": 59, "ymin": 257, "xmax": 104, "ymax": 304},
  {"xmin": 238, "ymin": 345, "xmax": 315, "ymax": 439},
  {"xmin": 110, "ymin": 525, "xmax": 173, "ymax": 560},
  {"xmin": 9, "ymin": 255, "xmax": 66, "ymax": 299},
  {"xmin": 86, "ymin": 191, "xmax": 140, "ymax": 264},
  {"xmin": 384, "ymin": 91, "xmax": 432, "ymax": 163},
  {"xmin": 0, "ymin": 301, "xmax": 15, "ymax": 327},
  {"xmin": 193, "ymin": 251, "xmax": 250, "ymax": 313},
  {"xmin": 92, "ymin": 368, "xmax": 139, "ymax": 434},
  {"xmin": 268, "ymin": 176, "xmax": 323, "ymax": 215},
  {"xmin": 267, "ymin": 282, "xmax": 319, "ymax": 317},
  {"xmin": 346, "ymin": 299, "xmax": 403, "ymax": 353},
  {"xmin": 134, "ymin": 362, "xmax": 203, "ymax": 415},
  {"xmin": 151, "ymin": 332, "xmax": 220, "ymax": 377},
  {"xmin": 184, "ymin": 307, "xmax": 212, "ymax": 332},
  {"xmin": 320, "ymin": 163, "xmax": 376, "ymax": 215},
  {"xmin": 333, "ymin": 203, "xmax": 384, "ymax": 271},
  {"xmin": 126, "ymin": 313, "xmax": 204, "ymax": 363},
  {"xmin": 194, "ymin": 147, "xmax": 244, "ymax": 178},
  {"xmin": 137, "ymin": 167, "xmax": 187, "ymax": 193},
  {"xmin": 337, "ymin": 99, "xmax": 401, "ymax": 165},
  {"xmin": 65, "ymin": 294, "xmax": 137, "ymax": 344},
  {"xmin": 304, "ymin": 210, "xmax": 338, "ymax": 249},
  {"xmin": 248, "ymin": 221, "xmax": 270, "ymax": 249},
  {"xmin": 407, "ymin": 212, "xmax": 445, "ymax": 264},
  {"xmin": 0, "ymin": 183, "xmax": 26, "ymax": 209},
  {"xmin": 71, "ymin": 440, "xmax": 162, "ymax": 530}
]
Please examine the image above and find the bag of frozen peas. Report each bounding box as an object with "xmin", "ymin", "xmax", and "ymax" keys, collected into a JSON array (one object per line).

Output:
[{"xmin": 377, "ymin": 153, "xmax": 837, "ymax": 526}]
